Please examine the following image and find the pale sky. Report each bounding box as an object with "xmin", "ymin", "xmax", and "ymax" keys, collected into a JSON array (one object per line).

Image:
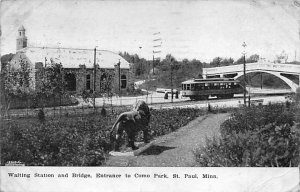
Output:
[{"xmin": 1, "ymin": 0, "xmax": 299, "ymax": 62}]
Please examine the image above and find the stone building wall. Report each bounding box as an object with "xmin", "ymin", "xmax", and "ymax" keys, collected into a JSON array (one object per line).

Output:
[
  {"xmin": 114, "ymin": 62, "xmax": 121, "ymax": 94},
  {"xmin": 77, "ymin": 65, "xmax": 86, "ymax": 94},
  {"xmin": 10, "ymin": 55, "xmax": 133, "ymax": 96},
  {"xmin": 58, "ymin": 64, "xmax": 131, "ymax": 96}
]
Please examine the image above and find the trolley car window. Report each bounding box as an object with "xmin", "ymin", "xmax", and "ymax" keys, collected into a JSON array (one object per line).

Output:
[
  {"xmin": 220, "ymin": 83, "xmax": 224, "ymax": 89},
  {"xmin": 200, "ymin": 83, "xmax": 204, "ymax": 90},
  {"xmin": 225, "ymin": 83, "xmax": 228, "ymax": 89},
  {"xmin": 195, "ymin": 83, "xmax": 202, "ymax": 91},
  {"xmin": 194, "ymin": 84, "xmax": 198, "ymax": 91},
  {"xmin": 191, "ymin": 84, "xmax": 195, "ymax": 91},
  {"xmin": 187, "ymin": 84, "xmax": 191, "ymax": 90}
]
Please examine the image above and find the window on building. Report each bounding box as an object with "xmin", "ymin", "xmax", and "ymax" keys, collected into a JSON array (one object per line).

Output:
[
  {"xmin": 65, "ymin": 73, "xmax": 76, "ymax": 91},
  {"xmin": 19, "ymin": 32, "xmax": 21, "ymax": 36},
  {"xmin": 121, "ymin": 75, "xmax": 127, "ymax": 88},
  {"xmin": 86, "ymin": 74, "xmax": 91, "ymax": 90}
]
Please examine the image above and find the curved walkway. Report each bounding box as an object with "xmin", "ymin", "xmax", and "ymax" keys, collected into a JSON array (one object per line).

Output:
[{"xmin": 105, "ymin": 113, "xmax": 230, "ymax": 167}]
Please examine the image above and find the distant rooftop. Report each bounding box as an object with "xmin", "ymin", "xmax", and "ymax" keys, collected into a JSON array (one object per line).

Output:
[
  {"xmin": 18, "ymin": 25, "xmax": 25, "ymax": 31},
  {"xmin": 17, "ymin": 47, "xmax": 130, "ymax": 69}
]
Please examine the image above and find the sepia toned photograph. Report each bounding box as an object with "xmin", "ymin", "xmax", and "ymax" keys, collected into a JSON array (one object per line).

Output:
[{"xmin": 0, "ymin": 0, "xmax": 299, "ymax": 191}]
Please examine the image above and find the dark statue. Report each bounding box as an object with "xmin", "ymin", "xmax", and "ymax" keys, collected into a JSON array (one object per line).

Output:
[{"xmin": 110, "ymin": 100, "xmax": 151, "ymax": 151}]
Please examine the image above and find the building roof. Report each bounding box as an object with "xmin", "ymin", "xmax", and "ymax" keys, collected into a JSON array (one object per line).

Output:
[
  {"xmin": 182, "ymin": 78, "xmax": 239, "ymax": 84},
  {"xmin": 16, "ymin": 47, "xmax": 130, "ymax": 69},
  {"xmin": 18, "ymin": 25, "xmax": 25, "ymax": 31}
]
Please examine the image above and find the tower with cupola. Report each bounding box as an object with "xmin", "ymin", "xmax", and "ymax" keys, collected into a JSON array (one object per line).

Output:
[{"xmin": 16, "ymin": 25, "xmax": 27, "ymax": 51}]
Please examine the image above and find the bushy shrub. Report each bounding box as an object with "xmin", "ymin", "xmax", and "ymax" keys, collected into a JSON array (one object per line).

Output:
[
  {"xmin": 5, "ymin": 93, "xmax": 78, "ymax": 109},
  {"xmin": 146, "ymin": 108, "xmax": 205, "ymax": 139},
  {"xmin": 101, "ymin": 107, "xmax": 107, "ymax": 117},
  {"xmin": 37, "ymin": 109, "xmax": 45, "ymax": 122},
  {"xmin": 195, "ymin": 104, "xmax": 299, "ymax": 167},
  {"xmin": 1, "ymin": 115, "xmax": 113, "ymax": 166},
  {"xmin": 220, "ymin": 104, "xmax": 295, "ymax": 135},
  {"xmin": 1, "ymin": 107, "xmax": 205, "ymax": 166}
]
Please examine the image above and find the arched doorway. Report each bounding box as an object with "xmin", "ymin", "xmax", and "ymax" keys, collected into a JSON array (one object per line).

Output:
[{"xmin": 64, "ymin": 73, "xmax": 76, "ymax": 91}]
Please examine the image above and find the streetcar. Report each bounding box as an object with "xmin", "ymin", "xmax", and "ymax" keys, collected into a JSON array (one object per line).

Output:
[{"xmin": 181, "ymin": 78, "xmax": 244, "ymax": 100}]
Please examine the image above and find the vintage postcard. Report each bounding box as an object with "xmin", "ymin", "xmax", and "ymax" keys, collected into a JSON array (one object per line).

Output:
[{"xmin": 0, "ymin": 0, "xmax": 299, "ymax": 191}]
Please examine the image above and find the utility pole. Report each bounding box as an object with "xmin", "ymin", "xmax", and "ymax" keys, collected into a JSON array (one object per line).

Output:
[
  {"xmin": 242, "ymin": 42, "xmax": 247, "ymax": 106},
  {"xmin": 170, "ymin": 57, "xmax": 173, "ymax": 103},
  {"xmin": 153, "ymin": 32, "xmax": 162, "ymax": 75},
  {"xmin": 260, "ymin": 72, "xmax": 263, "ymax": 89},
  {"xmin": 139, "ymin": 46, "xmax": 142, "ymax": 76},
  {"xmin": 93, "ymin": 47, "xmax": 97, "ymax": 110},
  {"xmin": 152, "ymin": 55, "xmax": 155, "ymax": 75},
  {"xmin": 44, "ymin": 57, "xmax": 47, "ymax": 77},
  {"xmin": 118, "ymin": 59, "xmax": 121, "ymax": 93},
  {"xmin": 248, "ymin": 74, "xmax": 251, "ymax": 107}
]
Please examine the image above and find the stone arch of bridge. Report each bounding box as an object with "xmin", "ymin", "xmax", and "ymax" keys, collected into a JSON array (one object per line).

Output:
[{"xmin": 234, "ymin": 70, "xmax": 299, "ymax": 92}]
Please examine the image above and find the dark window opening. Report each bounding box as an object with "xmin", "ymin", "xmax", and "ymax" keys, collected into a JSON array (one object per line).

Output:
[
  {"xmin": 121, "ymin": 74, "xmax": 127, "ymax": 89},
  {"xmin": 19, "ymin": 32, "xmax": 21, "ymax": 36},
  {"xmin": 65, "ymin": 73, "xmax": 76, "ymax": 91},
  {"xmin": 86, "ymin": 74, "xmax": 91, "ymax": 90}
]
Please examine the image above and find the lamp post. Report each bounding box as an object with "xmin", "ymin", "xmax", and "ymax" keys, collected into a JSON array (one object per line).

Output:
[{"xmin": 242, "ymin": 42, "xmax": 247, "ymax": 106}]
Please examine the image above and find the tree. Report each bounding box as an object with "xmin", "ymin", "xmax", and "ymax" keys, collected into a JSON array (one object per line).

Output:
[
  {"xmin": 234, "ymin": 54, "xmax": 260, "ymax": 65},
  {"xmin": 1, "ymin": 57, "xmax": 32, "ymax": 116},
  {"xmin": 1, "ymin": 53, "xmax": 15, "ymax": 71},
  {"xmin": 275, "ymin": 51, "xmax": 288, "ymax": 63},
  {"xmin": 246, "ymin": 54, "xmax": 259, "ymax": 63},
  {"xmin": 221, "ymin": 57, "xmax": 234, "ymax": 66},
  {"xmin": 210, "ymin": 57, "xmax": 222, "ymax": 67},
  {"xmin": 37, "ymin": 62, "xmax": 66, "ymax": 115},
  {"xmin": 235, "ymin": 56, "xmax": 244, "ymax": 64},
  {"xmin": 98, "ymin": 70, "xmax": 115, "ymax": 112},
  {"xmin": 119, "ymin": 51, "xmax": 150, "ymax": 76}
]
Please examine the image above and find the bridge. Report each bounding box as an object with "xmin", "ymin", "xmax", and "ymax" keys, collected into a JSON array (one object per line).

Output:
[{"xmin": 202, "ymin": 62, "xmax": 300, "ymax": 92}]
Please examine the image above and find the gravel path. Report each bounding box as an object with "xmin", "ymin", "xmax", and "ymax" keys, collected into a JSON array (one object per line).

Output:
[{"xmin": 105, "ymin": 113, "xmax": 230, "ymax": 167}]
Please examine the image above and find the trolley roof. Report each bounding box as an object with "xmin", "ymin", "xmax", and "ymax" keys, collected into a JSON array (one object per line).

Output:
[{"xmin": 182, "ymin": 78, "xmax": 240, "ymax": 84}]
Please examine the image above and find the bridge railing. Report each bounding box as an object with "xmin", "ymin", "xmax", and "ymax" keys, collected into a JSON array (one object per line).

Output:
[{"xmin": 203, "ymin": 62, "xmax": 300, "ymax": 75}]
